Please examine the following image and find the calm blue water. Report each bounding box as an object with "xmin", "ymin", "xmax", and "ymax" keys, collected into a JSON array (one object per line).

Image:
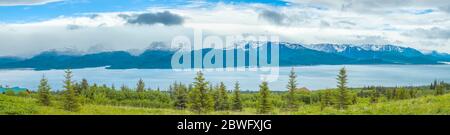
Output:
[{"xmin": 0, "ymin": 65, "xmax": 449, "ymax": 91}]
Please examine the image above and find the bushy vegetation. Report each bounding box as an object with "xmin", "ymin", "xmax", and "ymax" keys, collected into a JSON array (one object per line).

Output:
[
  {"xmin": 1, "ymin": 91, "xmax": 449, "ymax": 115},
  {"xmin": 0, "ymin": 67, "xmax": 449, "ymax": 115}
]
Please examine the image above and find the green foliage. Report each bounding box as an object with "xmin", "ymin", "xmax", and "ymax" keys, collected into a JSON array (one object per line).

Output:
[
  {"xmin": 118, "ymin": 91, "xmax": 171, "ymax": 108},
  {"xmin": 82, "ymin": 82, "xmax": 97, "ymax": 100},
  {"xmin": 0, "ymin": 95, "xmax": 37, "ymax": 115},
  {"xmin": 320, "ymin": 90, "xmax": 334, "ymax": 111},
  {"xmin": 212, "ymin": 85, "xmax": 220, "ymax": 110},
  {"xmin": 3, "ymin": 93, "xmax": 450, "ymax": 115},
  {"xmin": 232, "ymin": 82, "xmax": 243, "ymax": 111},
  {"xmin": 257, "ymin": 81, "xmax": 272, "ymax": 114},
  {"xmin": 2, "ymin": 66, "xmax": 450, "ymax": 115},
  {"xmin": 188, "ymin": 88, "xmax": 203, "ymax": 113},
  {"xmin": 335, "ymin": 67, "xmax": 351, "ymax": 110},
  {"xmin": 396, "ymin": 87, "xmax": 411, "ymax": 100},
  {"xmin": 188, "ymin": 72, "xmax": 213, "ymax": 114},
  {"xmin": 37, "ymin": 75, "xmax": 51, "ymax": 106},
  {"xmin": 215, "ymin": 82, "xmax": 230, "ymax": 111},
  {"xmin": 62, "ymin": 69, "xmax": 81, "ymax": 112},
  {"xmin": 80, "ymin": 78, "xmax": 89, "ymax": 95},
  {"xmin": 436, "ymin": 81, "xmax": 445, "ymax": 96},
  {"xmin": 286, "ymin": 67, "xmax": 298, "ymax": 111},
  {"xmin": 173, "ymin": 82, "xmax": 188, "ymax": 110},
  {"xmin": 18, "ymin": 91, "xmax": 29, "ymax": 97},
  {"xmin": 121, "ymin": 85, "xmax": 130, "ymax": 92},
  {"xmin": 137, "ymin": 79, "xmax": 145, "ymax": 93},
  {"xmin": 81, "ymin": 83, "xmax": 172, "ymax": 108},
  {"xmin": 430, "ymin": 80, "xmax": 438, "ymax": 89},
  {"xmin": 369, "ymin": 90, "xmax": 379, "ymax": 104},
  {"xmin": 5, "ymin": 89, "xmax": 15, "ymax": 96}
]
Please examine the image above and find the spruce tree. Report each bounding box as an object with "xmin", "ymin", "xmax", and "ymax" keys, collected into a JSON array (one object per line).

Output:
[
  {"xmin": 169, "ymin": 82, "xmax": 175, "ymax": 99},
  {"xmin": 257, "ymin": 81, "xmax": 272, "ymax": 114},
  {"xmin": 432, "ymin": 80, "xmax": 438, "ymax": 89},
  {"xmin": 37, "ymin": 75, "xmax": 51, "ymax": 106},
  {"xmin": 436, "ymin": 82, "xmax": 445, "ymax": 96},
  {"xmin": 80, "ymin": 78, "xmax": 89, "ymax": 94},
  {"xmin": 286, "ymin": 67, "xmax": 298, "ymax": 110},
  {"xmin": 188, "ymin": 87, "xmax": 202, "ymax": 113},
  {"xmin": 188, "ymin": 71, "xmax": 213, "ymax": 113},
  {"xmin": 218, "ymin": 82, "xmax": 229, "ymax": 111},
  {"xmin": 111, "ymin": 84, "xmax": 116, "ymax": 91},
  {"xmin": 188, "ymin": 84, "xmax": 193, "ymax": 91},
  {"xmin": 336, "ymin": 67, "xmax": 350, "ymax": 110},
  {"xmin": 120, "ymin": 84, "xmax": 128, "ymax": 92},
  {"xmin": 73, "ymin": 82, "xmax": 81, "ymax": 96},
  {"xmin": 137, "ymin": 79, "xmax": 145, "ymax": 92},
  {"xmin": 62, "ymin": 69, "xmax": 81, "ymax": 112},
  {"xmin": 232, "ymin": 82, "xmax": 243, "ymax": 111},
  {"xmin": 174, "ymin": 83, "xmax": 188, "ymax": 110},
  {"xmin": 320, "ymin": 90, "xmax": 333, "ymax": 111},
  {"xmin": 430, "ymin": 82, "xmax": 434, "ymax": 90},
  {"xmin": 212, "ymin": 85, "xmax": 221, "ymax": 111}
]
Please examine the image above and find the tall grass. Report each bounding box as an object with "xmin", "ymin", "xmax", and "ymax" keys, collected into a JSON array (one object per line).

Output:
[{"xmin": 1, "ymin": 94, "xmax": 449, "ymax": 115}]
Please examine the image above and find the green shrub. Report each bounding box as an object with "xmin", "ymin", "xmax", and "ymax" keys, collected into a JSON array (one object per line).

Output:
[
  {"xmin": 4, "ymin": 90, "xmax": 15, "ymax": 96},
  {"xmin": 0, "ymin": 95, "xmax": 37, "ymax": 115}
]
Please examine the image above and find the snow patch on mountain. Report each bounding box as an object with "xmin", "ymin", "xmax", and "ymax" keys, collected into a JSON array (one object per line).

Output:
[{"xmin": 303, "ymin": 44, "xmax": 408, "ymax": 53}]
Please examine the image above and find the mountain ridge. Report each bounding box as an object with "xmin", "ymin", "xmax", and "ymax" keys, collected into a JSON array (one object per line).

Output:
[{"xmin": 0, "ymin": 43, "xmax": 449, "ymax": 70}]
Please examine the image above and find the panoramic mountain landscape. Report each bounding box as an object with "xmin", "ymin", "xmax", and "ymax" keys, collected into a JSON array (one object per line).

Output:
[
  {"xmin": 1, "ymin": 1, "xmax": 450, "ymax": 132},
  {"xmin": 0, "ymin": 43, "xmax": 449, "ymax": 70}
]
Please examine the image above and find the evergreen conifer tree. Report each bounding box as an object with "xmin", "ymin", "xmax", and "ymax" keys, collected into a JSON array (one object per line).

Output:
[
  {"xmin": 62, "ymin": 69, "xmax": 81, "ymax": 112},
  {"xmin": 111, "ymin": 84, "xmax": 116, "ymax": 91},
  {"xmin": 80, "ymin": 78, "xmax": 89, "ymax": 94},
  {"xmin": 188, "ymin": 71, "xmax": 213, "ymax": 113},
  {"xmin": 174, "ymin": 83, "xmax": 188, "ymax": 109},
  {"xmin": 37, "ymin": 75, "xmax": 51, "ymax": 106},
  {"xmin": 436, "ymin": 82, "xmax": 445, "ymax": 95},
  {"xmin": 232, "ymin": 82, "xmax": 243, "ymax": 111},
  {"xmin": 257, "ymin": 81, "xmax": 272, "ymax": 114},
  {"xmin": 137, "ymin": 79, "xmax": 145, "ymax": 92},
  {"xmin": 212, "ymin": 85, "xmax": 221, "ymax": 111},
  {"xmin": 218, "ymin": 82, "xmax": 229, "ymax": 111},
  {"xmin": 336, "ymin": 67, "xmax": 350, "ymax": 110},
  {"xmin": 320, "ymin": 90, "xmax": 333, "ymax": 111},
  {"xmin": 286, "ymin": 67, "xmax": 298, "ymax": 110}
]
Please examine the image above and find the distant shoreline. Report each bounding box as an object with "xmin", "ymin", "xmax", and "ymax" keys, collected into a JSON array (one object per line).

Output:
[{"xmin": 0, "ymin": 63, "xmax": 449, "ymax": 71}]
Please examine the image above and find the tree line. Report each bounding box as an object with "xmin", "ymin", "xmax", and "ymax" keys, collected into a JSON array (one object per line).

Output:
[{"xmin": 29, "ymin": 67, "xmax": 450, "ymax": 114}]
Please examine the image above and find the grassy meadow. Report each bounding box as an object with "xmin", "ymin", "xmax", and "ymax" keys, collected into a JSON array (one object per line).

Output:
[
  {"xmin": 0, "ymin": 68, "xmax": 449, "ymax": 115},
  {"xmin": 1, "ymin": 91, "xmax": 449, "ymax": 115}
]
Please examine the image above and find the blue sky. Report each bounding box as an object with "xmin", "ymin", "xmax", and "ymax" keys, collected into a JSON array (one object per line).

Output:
[
  {"xmin": 0, "ymin": 0, "xmax": 289, "ymax": 23},
  {"xmin": 0, "ymin": 0, "xmax": 185, "ymax": 23}
]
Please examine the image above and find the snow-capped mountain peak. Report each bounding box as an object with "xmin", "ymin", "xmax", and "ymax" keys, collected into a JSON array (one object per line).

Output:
[
  {"xmin": 303, "ymin": 44, "xmax": 408, "ymax": 53},
  {"xmin": 302, "ymin": 44, "xmax": 349, "ymax": 53}
]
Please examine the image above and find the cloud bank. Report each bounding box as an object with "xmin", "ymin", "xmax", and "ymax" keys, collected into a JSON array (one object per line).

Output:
[
  {"xmin": 121, "ymin": 11, "xmax": 184, "ymax": 26},
  {"xmin": 0, "ymin": 1, "xmax": 450, "ymax": 57}
]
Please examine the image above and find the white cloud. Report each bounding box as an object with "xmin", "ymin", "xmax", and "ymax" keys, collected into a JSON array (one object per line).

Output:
[
  {"xmin": 1, "ymin": 1, "xmax": 450, "ymax": 56},
  {"xmin": 0, "ymin": 0, "xmax": 62, "ymax": 6},
  {"xmin": 403, "ymin": 27, "xmax": 450, "ymax": 39}
]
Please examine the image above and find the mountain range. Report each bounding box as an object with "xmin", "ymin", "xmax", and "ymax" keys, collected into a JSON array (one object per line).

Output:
[{"xmin": 0, "ymin": 43, "xmax": 449, "ymax": 70}]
